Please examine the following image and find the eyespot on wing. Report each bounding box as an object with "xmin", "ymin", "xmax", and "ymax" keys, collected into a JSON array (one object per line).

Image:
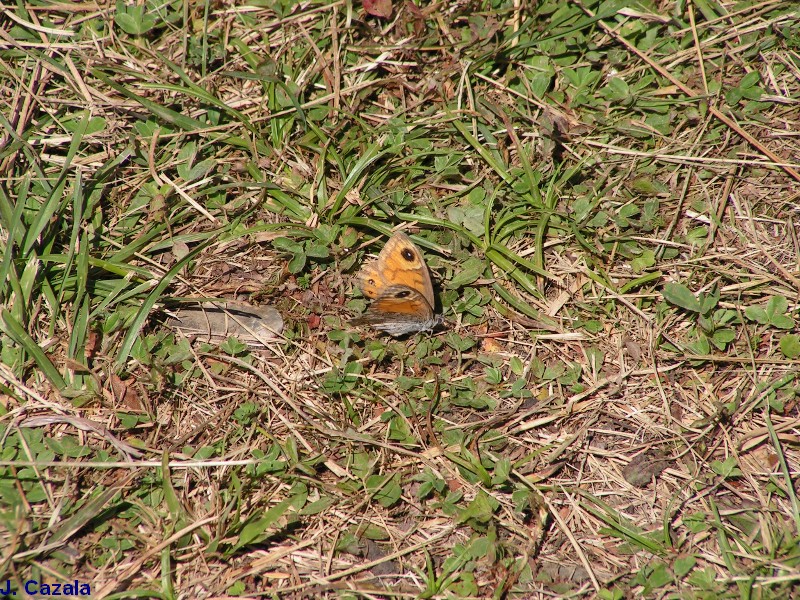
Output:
[
  {"xmin": 356, "ymin": 232, "xmax": 435, "ymax": 307},
  {"xmin": 350, "ymin": 286, "xmax": 440, "ymax": 336}
]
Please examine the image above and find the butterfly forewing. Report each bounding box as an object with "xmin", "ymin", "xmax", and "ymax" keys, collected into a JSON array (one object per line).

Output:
[
  {"xmin": 357, "ymin": 233, "xmax": 435, "ymax": 307},
  {"xmin": 351, "ymin": 232, "xmax": 441, "ymax": 337}
]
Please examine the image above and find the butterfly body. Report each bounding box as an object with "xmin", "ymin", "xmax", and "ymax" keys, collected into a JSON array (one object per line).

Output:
[{"xmin": 351, "ymin": 232, "xmax": 441, "ymax": 336}]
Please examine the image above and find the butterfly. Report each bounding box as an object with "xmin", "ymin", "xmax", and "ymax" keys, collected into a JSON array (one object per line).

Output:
[{"xmin": 350, "ymin": 231, "xmax": 443, "ymax": 336}]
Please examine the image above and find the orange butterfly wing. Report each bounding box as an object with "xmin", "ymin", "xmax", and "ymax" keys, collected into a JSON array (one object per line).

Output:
[
  {"xmin": 352, "ymin": 232, "xmax": 440, "ymax": 336},
  {"xmin": 358, "ymin": 232, "xmax": 435, "ymax": 307}
]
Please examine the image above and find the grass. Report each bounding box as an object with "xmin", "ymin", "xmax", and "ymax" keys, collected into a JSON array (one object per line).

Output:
[{"xmin": 2, "ymin": 0, "xmax": 800, "ymax": 598}]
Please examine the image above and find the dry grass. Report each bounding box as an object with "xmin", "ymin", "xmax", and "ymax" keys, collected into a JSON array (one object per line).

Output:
[{"xmin": 2, "ymin": 0, "xmax": 800, "ymax": 598}]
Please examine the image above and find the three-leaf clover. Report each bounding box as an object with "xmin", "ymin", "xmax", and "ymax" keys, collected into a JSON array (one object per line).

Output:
[{"xmin": 744, "ymin": 296, "xmax": 795, "ymax": 329}]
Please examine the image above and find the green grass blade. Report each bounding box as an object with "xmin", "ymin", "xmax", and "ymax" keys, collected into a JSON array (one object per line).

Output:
[
  {"xmin": 1, "ymin": 309, "xmax": 66, "ymax": 390},
  {"xmin": 115, "ymin": 242, "xmax": 208, "ymax": 368}
]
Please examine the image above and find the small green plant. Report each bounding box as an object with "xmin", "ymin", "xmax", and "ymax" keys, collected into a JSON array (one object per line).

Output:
[
  {"xmin": 115, "ymin": 1, "xmax": 159, "ymax": 36},
  {"xmin": 272, "ymin": 236, "xmax": 331, "ymax": 275},
  {"xmin": 662, "ymin": 283, "xmax": 738, "ymax": 352},
  {"xmin": 744, "ymin": 295, "xmax": 795, "ymax": 330},
  {"xmin": 725, "ymin": 70, "xmax": 764, "ymax": 106}
]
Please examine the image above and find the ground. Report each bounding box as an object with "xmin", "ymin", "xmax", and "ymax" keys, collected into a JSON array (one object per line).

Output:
[{"xmin": 1, "ymin": 1, "xmax": 800, "ymax": 598}]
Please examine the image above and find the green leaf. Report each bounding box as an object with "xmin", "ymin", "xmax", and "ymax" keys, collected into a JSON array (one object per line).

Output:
[
  {"xmin": 447, "ymin": 205, "xmax": 484, "ymax": 236},
  {"xmin": 683, "ymin": 512, "xmax": 711, "ymax": 534},
  {"xmin": 772, "ymin": 314, "xmax": 795, "ymax": 330},
  {"xmin": 599, "ymin": 588, "xmax": 625, "ymax": 600},
  {"xmin": 662, "ymin": 283, "xmax": 702, "ymax": 313},
  {"xmin": 161, "ymin": 452, "xmax": 183, "ymax": 525},
  {"xmin": 725, "ymin": 88, "xmax": 743, "ymax": 105},
  {"xmin": 744, "ymin": 306, "xmax": 768, "ymax": 324},
  {"xmin": 699, "ymin": 287, "xmax": 719, "ymax": 314},
  {"xmin": 674, "ymin": 555, "xmax": 697, "ymax": 577},
  {"xmin": 115, "ymin": 1, "xmax": 158, "ymax": 35},
  {"xmin": 299, "ymin": 497, "xmax": 335, "ymax": 516},
  {"xmin": 366, "ymin": 475, "xmax": 402, "ymax": 508},
  {"xmin": 687, "ymin": 566, "xmax": 717, "ymax": 587},
  {"xmin": 1, "ymin": 310, "xmax": 66, "ymax": 390},
  {"xmin": 586, "ymin": 209, "xmax": 608, "ymax": 228},
  {"xmin": 484, "ymin": 366, "xmax": 502, "ymax": 384},
  {"xmin": 630, "ymin": 249, "xmax": 655, "ymax": 273},
  {"xmin": 272, "ymin": 237, "xmax": 302, "ymax": 253},
  {"xmin": 187, "ymin": 158, "xmax": 215, "ymax": 182},
  {"xmin": 644, "ymin": 562, "xmax": 672, "ymax": 589},
  {"xmin": 780, "ymin": 334, "xmax": 800, "ymax": 359},
  {"xmin": 710, "ymin": 456, "xmax": 741, "ymax": 478},
  {"xmin": 304, "ymin": 242, "xmax": 330, "ymax": 259},
  {"xmin": 449, "ymin": 257, "xmax": 485, "ymax": 288},
  {"xmin": 237, "ymin": 497, "xmax": 292, "ymax": 548},
  {"xmin": 686, "ymin": 335, "xmax": 710, "ymax": 356},
  {"xmin": 287, "ymin": 253, "xmax": 306, "ymax": 274},
  {"xmin": 685, "ymin": 226, "xmax": 707, "ymax": 246},
  {"xmin": 572, "ymin": 197, "xmax": 593, "ymax": 222},
  {"xmin": 491, "ymin": 458, "xmax": 511, "ymax": 486},
  {"xmin": 766, "ymin": 295, "xmax": 788, "ymax": 317},
  {"xmin": 600, "ymin": 77, "xmax": 630, "ymax": 102},
  {"xmin": 115, "ymin": 241, "xmax": 207, "ymax": 368},
  {"xmin": 457, "ymin": 490, "xmax": 498, "ymax": 528},
  {"xmin": 509, "ymin": 356, "xmax": 524, "ymax": 375},
  {"xmin": 711, "ymin": 329, "xmax": 735, "ymax": 349},
  {"xmin": 739, "ymin": 70, "xmax": 761, "ymax": 89},
  {"xmin": 227, "ymin": 581, "xmax": 246, "ymax": 596},
  {"xmin": 746, "ymin": 296, "xmax": 795, "ymax": 329}
]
